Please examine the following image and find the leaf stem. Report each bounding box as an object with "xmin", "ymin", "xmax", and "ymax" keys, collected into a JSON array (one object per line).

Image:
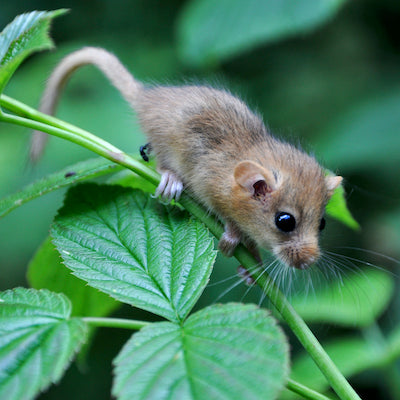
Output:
[
  {"xmin": 82, "ymin": 317, "xmax": 149, "ymax": 330},
  {"xmin": 287, "ymin": 378, "xmax": 333, "ymax": 400},
  {"xmin": 0, "ymin": 94, "xmax": 361, "ymax": 400}
]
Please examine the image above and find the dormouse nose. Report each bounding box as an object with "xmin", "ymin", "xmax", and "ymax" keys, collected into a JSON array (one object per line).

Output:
[
  {"xmin": 277, "ymin": 240, "xmax": 320, "ymax": 269},
  {"xmin": 291, "ymin": 244, "xmax": 320, "ymax": 269}
]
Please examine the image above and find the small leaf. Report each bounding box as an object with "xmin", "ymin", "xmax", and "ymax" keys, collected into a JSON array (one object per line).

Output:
[
  {"xmin": 0, "ymin": 10, "xmax": 67, "ymax": 93},
  {"xmin": 28, "ymin": 236, "xmax": 119, "ymax": 318},
  {"xmin": 326, "ymin": 183, "xmax": 360, "ymax": 230},
  {"xmin": 0, "ymin": 157, "xmax": 122, "ymax": 218},
  {"xmin": 51, "ymin": 183, "xmax": 216, "ymax": 323},
  {"xmin": 0, "ymin": 288, "xmax": 87, "ymax": 400},
  {"xmin": 113, "ymin": 303, "xmax": 289, "ymax": 400},
  {"xmin": 177, "ymin": 0, "xmax": 346, "ymax": 66},
  {"xmin": 290, "ymin": 269, "xmax": 394, "ymax": 327}
]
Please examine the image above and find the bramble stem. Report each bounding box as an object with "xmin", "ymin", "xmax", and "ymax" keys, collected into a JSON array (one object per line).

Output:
[
  {"xmin": 82, "ymin": 317, "xmax": 149, "ymax": 330},
  {"xmin": 0, "ymin": 94, "xmax": 361, "ymax": 400}
]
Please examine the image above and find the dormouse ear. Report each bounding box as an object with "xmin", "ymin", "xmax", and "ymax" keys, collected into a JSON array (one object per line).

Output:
[
  {"xmin": 234, "ymin": 160, "xmax": 277, "ymax": 197},
  {"xmin": 325, "ymin": 175, "xmax": 343, "ymax": 197}
]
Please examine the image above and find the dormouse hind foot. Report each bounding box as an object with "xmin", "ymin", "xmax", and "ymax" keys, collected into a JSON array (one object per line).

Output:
[
  {"xmin": 237, "ymin": 265, "xmax": 255, "ymax": 286},
  {"xmin": 155, "ymin": 170, "xmax": 184, "ymax": 201}
]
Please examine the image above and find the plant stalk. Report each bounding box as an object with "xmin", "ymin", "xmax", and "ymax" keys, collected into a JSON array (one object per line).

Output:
[{"xmin": 0, "ymin": 94, "xmax": 361, "ymax": 400}]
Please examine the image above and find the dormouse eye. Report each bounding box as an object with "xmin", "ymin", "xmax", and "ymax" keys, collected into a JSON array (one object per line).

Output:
[
  {"xmin": 319, "ymin": 217, "xmax": 326, "ymax": 231},
  {"xmin": 275, "ymin": 212, "xmax": 296, "ymax": 233}
]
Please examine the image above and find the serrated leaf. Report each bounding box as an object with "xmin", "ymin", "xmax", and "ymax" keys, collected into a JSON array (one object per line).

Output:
[
  {"xmin": 113, "ymin": 303, "xmax": 289, "ymax": 400},
  {"xmin": 290, "ymin": 269, "xmax": 394, "ymax": 327},
  {"xmin": 28, "ymin": 236, "xmax": 119, "ymax": 318},
  {"xmin": 0, "ymin": 10, "xmax": 67, "ymax": 94},
  {"xmin": 0, "ymin": 157, "xmax": 122, "ymax": 218},
  {"xmin": 177, "ymin": 0, "xmax": 346, "ymax": 66},
  {"xmin": 51, "ymin": 183, "xmax": 216, "ymax": 323},
  {"xmin": 0, "ymin": 288, "xmax": 87, "ymax": 400},
  {"xmin": 326, "ymin": 183, "xmax": 360, "ymax": 230}
]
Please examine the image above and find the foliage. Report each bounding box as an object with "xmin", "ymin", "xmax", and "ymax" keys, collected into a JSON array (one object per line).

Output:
[{"xmin": 0, "ymin": 3, "xmax": 399, "ymax": 400}]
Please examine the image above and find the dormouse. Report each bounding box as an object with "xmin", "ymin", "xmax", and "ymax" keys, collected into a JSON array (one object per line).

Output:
[{"xmin": 31, "ymin": 47, "xmax": 342, "ymax": 269}]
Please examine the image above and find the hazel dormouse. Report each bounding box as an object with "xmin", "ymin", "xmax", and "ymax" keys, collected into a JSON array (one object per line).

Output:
[{"xmin": 31, "ymin": 47, "xmax": 342, "ymax": 270}]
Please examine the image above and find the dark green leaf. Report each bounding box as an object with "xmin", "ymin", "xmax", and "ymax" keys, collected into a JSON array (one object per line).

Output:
[
  {"xmin": 290, "ymin": 269, "xmax": 394, "ymax": 327},
  {"xmin": 177, "ymin": 0, "xmax": 346, "ymax": 66},
  {"xmin": 0, "ymin": 288, "xmax": 87, "ymax": 400},
  {"xmin": 0, "ymin": 10, "xmax": 67, "ymax": 93},
  {"xmin": 28, "ymin": 236, "xmax": 119, "ymax": 317},
  {"xmin": 113, "ymin": 303, "xmax": 289, "ymax": 400},
  {"xmin": 51, "ymin": 183, "xmax": 216, "ymax": 323},
  {"xmin": 0, "ymin": 157, "xmax": 122, "ymax": 218}
]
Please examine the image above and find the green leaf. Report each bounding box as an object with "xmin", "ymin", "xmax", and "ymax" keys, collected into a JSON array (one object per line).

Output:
[
  {"xmin": 0, "ymin": 288, "xmax": 87, "ymax": 400},
  {"xmin": 326, "ymin": 183, "xmax": 360, "ymax": 230},
  {"xmin": 0, "ymin": 10, "xmax": 67, "ymax": 94},
  {"xmin": 28, "ymin": 236, "xmax": 120, "ymax": 318},
  {"xmin": 177, "ymin": 0, "xmax": 346, "ymax": 66},
  {"xmin": 0, "ymin": 157, "xmax": 122, "ymax": 218},
  {"xmin": 51, "ymin": 183, "xmax": 216, "ymax": 323},
  {"xmin": 290, "ymin": 269, "xmax": 395, "ymax": 327},
  {"xmin": 113, "ymin": 303, "xmax": 289, "ymax": 400}
]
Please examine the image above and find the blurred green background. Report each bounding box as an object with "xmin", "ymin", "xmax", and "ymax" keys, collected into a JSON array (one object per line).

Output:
[{"xmin": 1, "ymin": 1, "xmax": 400, "ymax": 399}]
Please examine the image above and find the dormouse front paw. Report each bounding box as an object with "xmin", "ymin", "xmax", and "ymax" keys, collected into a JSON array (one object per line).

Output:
[
  {"xmin": 218, "ymin": 222, "xmax": 242, "ymax": 257},
  {"xmin": 155, "ymin": 171, "xmax": 184, "ymax": 201}
]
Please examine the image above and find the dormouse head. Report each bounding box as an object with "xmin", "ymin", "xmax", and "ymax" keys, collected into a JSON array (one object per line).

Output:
[{"xmin": 232, "ymin": 159, "xmax": 342, "ymax": 269}]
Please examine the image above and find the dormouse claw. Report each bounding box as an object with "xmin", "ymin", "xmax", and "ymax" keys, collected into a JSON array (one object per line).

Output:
[{"xmin": 155, "ymin": 171, "xmax": 183, "ymax": 201}]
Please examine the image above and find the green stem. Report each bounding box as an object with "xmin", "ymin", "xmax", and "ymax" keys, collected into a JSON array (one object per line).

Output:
[
  {"xmin": 0, "ymin": 94, "xmax": 160, "ymax": 186},
  {"xmin": 82, "ymin": 317, "xmax": 149, "ymax": 330},
  {"xmin": 0, "ymin": 94, "xmax": 361, "ymax": 400},
  {"xmin": 287, "ymin": 378, "xmax": 334, "ymax": 400}
]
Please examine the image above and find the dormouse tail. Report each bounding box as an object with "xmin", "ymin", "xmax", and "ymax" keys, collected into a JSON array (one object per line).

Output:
[{"xmin": 30, "ymin": 46, "xmax": 143, "ymax": 162}]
